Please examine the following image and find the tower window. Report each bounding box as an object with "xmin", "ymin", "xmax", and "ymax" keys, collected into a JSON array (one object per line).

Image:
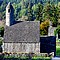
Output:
[{"xmin": 8, "ymin": 9, "xmax": 10, "ymax": 13}]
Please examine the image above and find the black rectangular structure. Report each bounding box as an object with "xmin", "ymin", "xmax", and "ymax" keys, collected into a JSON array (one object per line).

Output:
[{"xmin": 40, "ymin": 36, "xmax": 56, "ymax": 56}]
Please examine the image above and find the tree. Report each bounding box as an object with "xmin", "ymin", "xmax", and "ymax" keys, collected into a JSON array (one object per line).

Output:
[
  {"xmin": 54, "ymin": 25, "xmax": 60, "ymax": 36},
  {"xmin": 43, "ymin": 2, "xmax": 58, "ymax": 26},
  {"xmin": 0, "ymin": 12, "xmax": 2, "ymax": 20},
  {"xmin": 32, "ymin": 3, "xmax": 43, "ymax": 22},
  {"xmin": 19, "ymin": 9, "xmax": 27, "ymax": 17},
  {"xmin": 0, "ymin": 2, "xmax": 7, "ymax": 20},
  {"xmin": 0, "ymin": 37, "xmax": 3, "ymax": 52},
  {"xmin": 21, "ymin": 0, "xmax": 26, "ymax": 9},
  {"xmin": 51, "ymin": 4, "xmax": 58, "ymax": 26},
  {"xmin": 0, "ymin": 26, "xmax": 4, "ymax": 37},
  {"xmin": 43, "ymin": 2, "xmax": 52, "ymax": 21},
  {"xmin": 40, "ymin": 20, "xmax": 49, "ymax": 35},
  {"xmin": 57, "ymin": 2, "xmax": 60, "ymax": 24},
  {"xmin": 0, "ymin": 38, "xmax": 3, "ymax": 46},
  {"xmin": 27, "ymin": 2, "xmax": 33, "ymax": 21}
]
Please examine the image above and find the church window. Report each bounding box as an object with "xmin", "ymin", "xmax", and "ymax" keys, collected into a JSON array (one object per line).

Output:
[{"xmin": 8, "ymin": 9, "xmax": 10, "ymax": 13}]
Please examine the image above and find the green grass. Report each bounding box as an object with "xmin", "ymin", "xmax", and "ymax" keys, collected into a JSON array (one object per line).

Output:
[
  {"xmin": 3, "ymin": 56, "xmax": 51, "ymax": 60},
  {"xmin": 3, "ymin": 58, "xmax": 51, "ymax": 60},
  {"xmin": 56, "ymin": 46, "xmax": 60, "ymax": 56},
  {"xmin": 56, "ymin": 40, "xmax": 60, "ymax": 56},
  {"xmin": 2, "ymin": 56, "xmax": 51, "ymax": 60},
  {"xmin": 32, "ymin": 57, "xmax": 51, "ymax": 60},
  {"xmin": 56, "ymin": 39, "xmax": 60, "ymax": 42}
]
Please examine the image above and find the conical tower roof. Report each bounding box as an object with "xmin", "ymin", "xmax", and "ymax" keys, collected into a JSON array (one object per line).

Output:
[{"xmin": 6, "ymin": 2, "xmax": 13, "ymax": 9}]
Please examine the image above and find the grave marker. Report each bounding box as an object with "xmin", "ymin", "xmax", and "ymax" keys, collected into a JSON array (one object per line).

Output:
[{"xmin": 40, "ymin": 36, "xmax": 56, "ymax": 56}]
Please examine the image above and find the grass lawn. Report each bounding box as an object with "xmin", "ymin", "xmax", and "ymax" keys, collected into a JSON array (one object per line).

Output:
[
  {"xmin": 3, "ymin": 57, "xmax": 51, "ymax": 60},
  {"xmin": 32, "ymin": 57, "xmax": 51, "ymax": 60},
  {"xmin": 56, "ymin": 46, "xmax": 60, "ymax": 56},
  {"xmin": 2, "ymin": 56, "xmax": 51, "ymax": 60}
]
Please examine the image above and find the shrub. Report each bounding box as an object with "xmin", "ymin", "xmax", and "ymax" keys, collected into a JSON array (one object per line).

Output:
[{"xmin": 0, "ymin": 26, "xmax": 4, "ymax": 37}]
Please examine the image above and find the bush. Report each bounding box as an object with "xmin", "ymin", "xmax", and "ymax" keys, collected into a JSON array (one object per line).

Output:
[
  {"xmin": 40, "ymin": 20, "xmax": 49, "ymax": 35},
  {"xmin": 54, "ymin": 25, "xmax": 60, "ymax": 36},
  {"xmin": 0, "ymin": 26, "xmax": 4, "ymax": 37},
  {"xmin": 0, "ymin": 37, "xmax": 3, "ymax": 52},
  {"xmin": 0, "ymin": 37, "xmax": 3, "ymax": 46}
]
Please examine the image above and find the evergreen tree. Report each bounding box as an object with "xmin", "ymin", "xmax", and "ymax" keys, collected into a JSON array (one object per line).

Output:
[
  {"xmin": 43, "ymin": 2, "xmax": 58, "ymax": 26},
  {"xmin": 58, "ymin": 2, "xmax": 60, "ymax": 24},
  {"xmin": 51, "ymin": 4, "xmax": 58, "ymax": 26},
  {"xmin": 35, "ymin": 3, "xmax": 43, "ymax": 23},
  {"xmin": 43, "ymin": 2, "xmax": 51, "ymax": 21},
  {"xmin": 21, "ymin": 0, "xmax": 26, "ymax": 9},
  {"xmin": 27, "ymin": 2, "xmax": 33, "ymax": 21}
]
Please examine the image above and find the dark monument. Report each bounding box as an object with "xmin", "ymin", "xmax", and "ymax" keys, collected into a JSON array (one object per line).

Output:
[{"xmin": 40, "ymin": 36, "xmax": 56, "ymax": 56}]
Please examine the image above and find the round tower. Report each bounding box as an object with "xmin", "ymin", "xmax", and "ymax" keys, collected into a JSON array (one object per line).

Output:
[{"xmin": 6, "ymin": 2, "xmax": 15, "ymax": 26}]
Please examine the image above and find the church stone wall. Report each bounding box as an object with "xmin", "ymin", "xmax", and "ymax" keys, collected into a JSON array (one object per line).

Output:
[{"xmin": 3, "ymin": 43, "xmax": 40, "ymax": 53}]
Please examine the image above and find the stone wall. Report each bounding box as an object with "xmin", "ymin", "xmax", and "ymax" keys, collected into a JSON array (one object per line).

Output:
[{"xmin": 3, "ymin": 43, "xmax": 40, "ymax": 53}]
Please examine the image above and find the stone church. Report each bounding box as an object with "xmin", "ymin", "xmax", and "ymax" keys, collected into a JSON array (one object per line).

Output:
[{"xmin": 3, "ymin": 2, "xmax": 40, "ymax": 53}]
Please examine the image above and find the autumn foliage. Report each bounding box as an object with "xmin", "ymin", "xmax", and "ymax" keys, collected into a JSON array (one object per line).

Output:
[{"xmin": 40, "ymin": 20, "xmax": 49, "ymax": 35}]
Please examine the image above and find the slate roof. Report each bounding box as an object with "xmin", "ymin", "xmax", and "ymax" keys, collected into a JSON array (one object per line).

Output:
[{"xmin": 4, "ymin": 21, "xmax": 40, "ymax": 43}]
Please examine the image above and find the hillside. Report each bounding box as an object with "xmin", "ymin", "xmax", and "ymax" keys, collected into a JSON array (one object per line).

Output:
[
  {"xmin": 0, "ymin": 0, "xmax": 60, "ymax": 36},
  {"xmin": 1, "ymin": 0, "xmax": 59, "ymax": 4},
  {"xmin": 0, "ymin": 0, "xmax": 59, "ymax": 20}
]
